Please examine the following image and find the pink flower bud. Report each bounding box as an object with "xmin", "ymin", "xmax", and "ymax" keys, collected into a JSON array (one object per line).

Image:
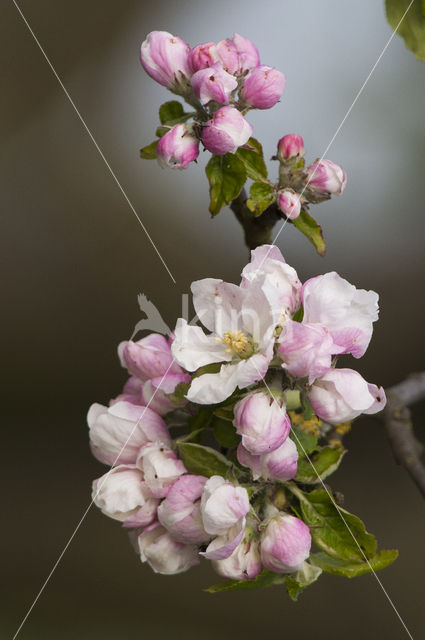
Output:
[
  {"xmin": 140, "ymin": 31, "xmax": 191, "ymax": 91},
  {"xmin": 158, "ymin": 474, "xmax": 210, "ymax": 544},
  {"xmin": 92, "ymin": 465, "xmax": 159, "ymax": 526},
  {"xmin": 200, "ymin": 476, "xmax": 250, "ymax": 536},
  {"xmin": 308, "ymin": 368, "xmax": 386, "ymax": 424},
  {"xmin": 277, "ymin": 134, "xmax": 305, "ymax": 161},
  {"xmin": 306, "ymin": 159, "xmax": 347, "ymax": 195},
  {"xmin": 109, "ymin": 375, "xmax": 143, "ymax": 406},
  {"xmin": 261, "ymin": 513, "xmax": 311, "ymax": 573},
  {"xmin": 240, "ymin": 65, "xmax": 286, "ymax": 110},
  {"xmin": 157, "ymin": 124, "xmax": 199, "ymax": 169},
  {"xmin": 202, "ymin": 517, "xmax": 247, "ymax": 561},
  {"xmin": 201, "ymin": 106, "xmax": 253, "ymax": 155},
  {"xmin": 136, "ymin": 442, "xmax": 187, "ymax": 498},
  {"xmin": 212, "ymin": 526, "xmax": 262, "ymax": 580},
  {"xmin": 141, "ymin": 371, "xmax": 190, "ymax": 415},
  {"xmin": 138, "ymin": 522, "xmax": 200, "ymax": 575},
  {"xmin": 191, "ymin": 62, "xmax": 238, "ymax": 105},
  {"xmin": 278, "ymin": 320, "xmax": 343, "ymax": 383},
  {"xmin": 118, "ymin": 334, "xmax": 181, "ymax": 380},
  {"xmin": 278, "ymin": 189, "xmax": 301, "ymax": 220},
  {"xmin": 233, "ymin": 391, "xmax": 290, "ymax": 455},
  {"xmin": 87, "ymin": 401, "xmax": 171, "ymax": 466},
  {"xmin": 216, "ymin": 34, "xmax": 260, "ymax": 74},
  {"xmin": 189, "ymin": 42, "xmax": 219, "ymax": 72},
  {"xmin": 237, "ymin": 438, "xmax": 298, "ymax": 482}
]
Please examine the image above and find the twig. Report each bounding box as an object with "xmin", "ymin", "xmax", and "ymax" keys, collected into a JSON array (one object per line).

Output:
[
  {"xmin": 383, "ymin": 372, "xmax": 425, "ymax": 498},
  {"xmin": 230, "ymin": 189, "xmax": 281, "ymax": 250}
]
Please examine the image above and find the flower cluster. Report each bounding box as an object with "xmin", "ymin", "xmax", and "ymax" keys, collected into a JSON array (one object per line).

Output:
[
  {"xmin": 88, "ymin": 245, "xmax": 387, "ymax": 587},
  {"xmin": 140, "ymin": 30, "xmax": 285, "ymax": 166}
]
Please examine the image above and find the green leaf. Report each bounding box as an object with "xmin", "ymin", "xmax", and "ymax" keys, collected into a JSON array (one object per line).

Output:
[
  {"xmin": 206, "ymin": 569, "xmax": 286, "ymax": 593},
  {"xmin": 284, "ymin": 390, "xmax": 301, "ymax": 411},
  {"xmin": 301, "ymin": 394, "xmax": 314, "ymax": 420},
  {"xmin": 192, "ymin": 362, "xmax": 222, "ymax": 378},
  {"xmin": 286, "ymin": 562, "xmax": 322, "ymax": 601},
  {"xmin": 246, "ymin": 182, "xmax": 276, "ymax": 216},
  {"xmin": 213, "ymin": 406, "xmax": 234, "ymax": 421},
  {"xmin": 213, "ymin": 417, "xmax": 241, "ymax": 448},
  {"xmin": 167, "ymin": 381, "xmax": 190, "ymax": 405},
  {"xmin": 386, "ymin": 0, "xmax": 425, "ymax": 61},
  {"xmin": 292, "ymin": 209, "xmax": 326, "ymax": 257},
  {"xmin": 292, "ymin": 306, "xmax": 304, "ymax": 322},
  {"xmin": 294, "ymin": 488, "xmax": 377, "ymax": 562},
  {"xmin": 159, "ymin": 101, "xmax": 185, "ymax": 124},
  {"xmin": 188, "ymin": 407, "xmax": 213, "ymax": 433},
  {"xmin": 289, "ymin": 426, "xmax": 318, "ymax": 457},
  {"xmin": 177, "ymin": 442, "xmax": 233, "ymax": 477},
  {"xmin": 140, "ymin": 140, "xmax": 158, "ymax": 160},
  {"xmin": 295, "ymin": 446, "xmax": 346, "ymax": 484},
  {"xmin": 205, "ymin": 154, "xmax": 247, "ymax": 216},
  {"xmin": 310, "ymin": 549, "xmax": 399, "ymax": 577},
  {"xmin": 236, "ymin": 137, "xmax": 268, "ymax": 181}
]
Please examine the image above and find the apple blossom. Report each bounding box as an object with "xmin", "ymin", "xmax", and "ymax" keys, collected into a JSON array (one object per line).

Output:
[
  {"xmin": 156, "ymin": 124, "xmax": 200, "ymax": 169},
  {"xmin": 88, "ymin": 400, "xmax": 170, "ymax": 466},
  {"xmin": 240, "ymin": 65, "xmax": 286, "ymax": 110},
  {"xmin": 92, "ymin": 465, "xmax": 158, "ymax": 526},
  {"xmin": 118, "ymin": 333, "xmax": 181, "ymax": 380},
  {"xmin": 158, "ymin": 474, "xmax": 209, "ymax": 544},
  {"xmin": 212, "ymin": 525, "xmax": 262, "ymax": 580},
  {"xmin": 141, "ymin": 371, "xmax": 191, "ymax": 415},
  {"xmin": 308, "ymin": 368, "xmax": 386, "ymax": 424},
  {"xmin": 301, "ymin": 271, "xmax": 379, "ymax": 358},
  {"xmin": 277, "ymin": 134, "xmax": 305, "ymax": 161},
  {"xmin": 261, "ymin": 513, "xmax": 311, "ymax": 573},
  {"xmin": 233, "ymin": 391, "xmax": 291, "ymax": 455},
  {"xmin": 189, "ymin": 41, "xmax": 219, "ymax": 72},
  {"xmin": 136, "ymin": 442, "xmax": 186, "ymax": 498},
  {"xmin": 201, "ymin": 106, "xmax": 253, "ymax": 155},
  {"xmin": 237, "ymin": 437, "xmax": 298, "ymax": 482},
  {"xmin": 216, "ymin": 33, "xmax": 260, "ymax": 75},
  {"xmin": 191, "ymin": 62, "xmax": 238, "ymax": 105},
  {"xmin": 278, "ymin": 189, "xmax": 302, "ymax": 220},
  {"xmin": 200, "ymin": 476, "xmax": 250, "ymax": 536},
  {"xmin": 306, "ymin": 159, "xmax": 347, "ymax": 195},
  {"xmin": 138, "ymin": 522, "xmax": 199, "ymax": 575},
  {"xmin": 140, "ymin": 31, "xmax": 191, "ymax": 92}
]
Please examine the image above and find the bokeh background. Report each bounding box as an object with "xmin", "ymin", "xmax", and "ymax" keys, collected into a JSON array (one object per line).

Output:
[{"xmin": 2, "ymin": 0, "xmax": 425, "ymax": 638}]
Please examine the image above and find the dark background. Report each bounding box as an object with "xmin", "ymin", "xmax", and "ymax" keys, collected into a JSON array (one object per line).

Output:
[{"xmin": 1, "ymin": 1, "xmax": 425, "ymax": 638}]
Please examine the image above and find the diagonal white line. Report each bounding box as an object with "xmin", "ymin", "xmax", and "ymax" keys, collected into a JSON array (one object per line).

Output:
[
  {"xmin": 12, "ymin": 0, "xmax": 176, "ymax": 285},
  {"xmin": 258, "ymin": 372, "xmax": 413, "ymax": 639},
  {"xmin": 255, "ymin": 0, "xmax": 415, "ymax": 272},
  {"xmin": 12, "ymin": 357, "xmax": 178, "ymax": 640}
]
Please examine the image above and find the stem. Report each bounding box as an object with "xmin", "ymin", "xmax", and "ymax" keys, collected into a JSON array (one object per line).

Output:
[
  {"xmin": 230, "ymin": 188, "xmax": 281, "ymax": 251},
  {"xmin": 381, "ymin": 372, "xmax": 425, "ymax": 498}
]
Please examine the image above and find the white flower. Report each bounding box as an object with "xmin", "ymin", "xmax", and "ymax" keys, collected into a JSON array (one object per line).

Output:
[{"xmin": 172, "ymin": 277, "xmax": 280, "ymax": 404}]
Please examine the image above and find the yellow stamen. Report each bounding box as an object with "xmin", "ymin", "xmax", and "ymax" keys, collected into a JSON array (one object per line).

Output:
[{"xmin": 217, "ymin": 330, "xmax": 256, "ymax": 359}]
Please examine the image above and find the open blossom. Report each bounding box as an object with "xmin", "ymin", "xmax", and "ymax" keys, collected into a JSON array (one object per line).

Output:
[
  {"xmin": 158, "ymin": 474, "xmax": 209, "ymax": 544},
  {"xmin": 138, "ymin": 522, "xmax": 199, "ymax": 575},
  {"xmin": 88, "ymin": 401, "xmax": 170, "ymax": 466},
  {"xmin": 308, "ymin": 368, "xmax": 386, "ymax": 424},
  {"xmin": 201, "ymin": 106, "xmax": 253, "ymax": 155},
  {"xmin": 136, "ymin": 442, "xmax": 186, "ymax": 498},
  {"xmin": 92, "ymin": 465, "xmax": 159, "ymax": 526},
  {"xmin": 212, "ymin": 525, "xmax": 262, "ymax": 580},
  {"xmin": 140, "ymin": 31, "xmax": 191, "ymax": 91},
  {"xmin": 118, "ymin": 333, "xmax": 181, "ymax": 380},
  {"xmin": 200, "ymin": 476, "xmax": 250, "ymax": 560},
  {"xmin": 240, "ymin": 65, "xmax": 286, "ymax": 109},
  {"xmin": 240, "ymin": 245, "xmax": 302, "ymax": 319},
  {"xmin": 278, "ymin": 320, "xmax": 343, "ymax": 383},
  {"xmin": 306, "ymin": 159, "xmax": 347, "ymax": 195},
  {"xmin": 302, "ymin": 272, "xmax": 379, "ymax": 358},
  {"xmin": 233, "ymin": 391, "xmax": 290, "ymax": 455},
  {"xmin": 216, "ymin": 33, "xmax": 260, "ymax": 74},
  {"xmin": 261, "ymin": 513, "xmax": 311, "ymax": 573},
  {"xmin": 157, "ymin": 124, "xmax": 199, "ymax": 169},
  {"xmin": 278, "ymin": 189, "xmax": 302, "ymax": 220},
  {"xmin": 191, "ymin": 62, "xmax": 238, "ymax": 105},
  {"xmin": 172, "ymin": 276, "xmax": 280, "ymax": 404}
]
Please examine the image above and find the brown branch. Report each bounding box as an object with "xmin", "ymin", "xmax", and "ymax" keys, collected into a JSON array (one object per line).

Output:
[
  {"xmin": 383, "ymin": 372, "xmax": 425, "ymax": 498},
  {"xmin": 230, "ymin": 189, "xmax": 281, "ymax": 250}
]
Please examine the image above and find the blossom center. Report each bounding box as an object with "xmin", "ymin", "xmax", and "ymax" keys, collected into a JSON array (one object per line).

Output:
[{"xmin": 219, "ymin": 330, "xmax": 256, "ymax": 359}]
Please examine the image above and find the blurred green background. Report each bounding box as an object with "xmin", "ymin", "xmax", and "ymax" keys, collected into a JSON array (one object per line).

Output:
[{"xmin": 1, "ymin": 0, "xmax": 425, "ymax": 638}]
